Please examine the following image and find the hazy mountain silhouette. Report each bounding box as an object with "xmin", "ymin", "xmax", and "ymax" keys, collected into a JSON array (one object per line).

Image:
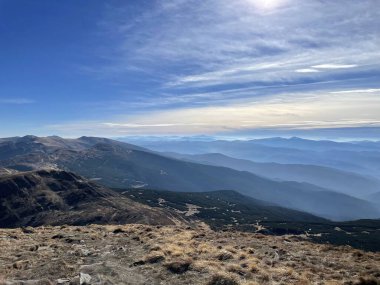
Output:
[
  {"xmin": 164, "ymin": 152, "xmax": 380, "ymax": 198},
  {"xmin": 133, "ymin": 138, "xmax": 380, "ymax": 177}
]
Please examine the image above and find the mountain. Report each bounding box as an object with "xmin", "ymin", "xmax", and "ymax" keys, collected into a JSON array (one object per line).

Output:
[
  {"xmin": 0, "ymin": 167, "xmax": 18, "ymax": 176},
  {"xmin": 0, "ymin": 135, "xmax": 379, "ymax": 221},
  {"xmin": 0, "ymin": 169, "xmax": 184, "ymax": 227},
  {"xmin": 133, "ymin": 138, "xmax": 380, "ymax": 177},
  {"xmin": 249, "ymin": 137, "xmax": 380, "ymax": 152},
  {"xmin": 0, "ymin": 135, "xmax": 146, "ymax": 162},
  {"xmin": 165, "ymin": 152, "xmax": 380, "ymax": 198}
]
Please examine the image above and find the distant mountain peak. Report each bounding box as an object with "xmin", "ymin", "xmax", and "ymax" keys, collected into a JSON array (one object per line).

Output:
[{"xmin": 22, "ymin": 135, "xmax": 39, "ymax": 140}]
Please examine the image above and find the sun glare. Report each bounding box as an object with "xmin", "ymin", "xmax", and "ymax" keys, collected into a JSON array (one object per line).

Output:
[{"xmin": 247, "ymin": 0, "xmax": 288, "ymax": 11}]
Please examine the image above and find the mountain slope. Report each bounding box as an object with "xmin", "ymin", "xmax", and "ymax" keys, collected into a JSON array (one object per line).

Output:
[
  {"xmin": 0, "ymin": 169, "xmax": 184, "ymax": 227},
  {"xmin": 119, "ymin": 188, "xmax": 380, "ymax": 251},
  {"xmin": 165, "ymin": 152, "xmax": 380, "ymax": 198},
  {"xmin": 118, "ymin": 189, "xmax": 326, "ymax": 226}
]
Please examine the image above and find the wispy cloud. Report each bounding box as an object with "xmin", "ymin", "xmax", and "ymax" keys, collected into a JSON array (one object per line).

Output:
[
  {"xmin": 43, "ymin": 88, "xmax": 380, "ymax": 136},
  {"xmin": 296, "ymin": 64, "xmax": 358, "ymax": 74},
  {"xmin": 311, "ymin": 64, "xmax": 358, "ymax": 69},
  {"xmin": 295, "ymin": 68, "xmax": 320, "ymax": 73},
  {"xmin": 330, "ymin": 88, "xmax": 380, "ymax": 94},
  {"xmin": 103, "ymin": 122, "xmax": 206, "ymax": 128},
  {"xmin": 96, "ymin": 0, "xmax": 380, "ymax": 92}
]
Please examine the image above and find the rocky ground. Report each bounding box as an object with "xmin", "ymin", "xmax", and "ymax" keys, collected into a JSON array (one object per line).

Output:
[{"xmin": 1, "ymin": 224, "xmax": 379, "ymax": 285}]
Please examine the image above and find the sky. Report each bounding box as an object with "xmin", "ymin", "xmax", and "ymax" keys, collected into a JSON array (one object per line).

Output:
[{"xmin": 1, "ymin": 0, "xmax": 380, "ymax": 139}]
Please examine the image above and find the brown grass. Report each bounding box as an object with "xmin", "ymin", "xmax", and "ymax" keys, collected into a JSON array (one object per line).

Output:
[{"xmin": 0, "ymin": 224, "xmax": 379, "ymax": 285}]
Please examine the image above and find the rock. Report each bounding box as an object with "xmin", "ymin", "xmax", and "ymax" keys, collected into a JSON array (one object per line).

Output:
[
  {"xmin": 79, "ymin": 273, "xmax": 91, "ymax": 285},
  {"xmin": 12, "ymin": 260, "xmax": 29, "ymax": 270},
  {"xmin": 52, "ymin": 234, "xmax": 65, "ymax": 239},
  {"xmin": 21, "ymin": 227, "xmax": 34, "ymax": 234},
  {"xmin": 132, "ymin": 260, "xmax": 146, "ymax": 266},
  {"xmin": 80, "ymin": 248, "xmax": 91, "ymax": 256},
  {"xmin": 57, "ymin": 278, "xmax": 70, "ymax": 284},
  {"xmin": 69, "ymin": 276, "xmax": 80, "ymax": 285},
  {"xmin": 29, "ymin": 245, "xmax": 39, "ymax": 251}
]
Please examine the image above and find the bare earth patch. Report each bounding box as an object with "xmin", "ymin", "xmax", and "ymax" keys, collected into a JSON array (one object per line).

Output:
[{"xmin": 0, "ymin": 224, "xmax": 379, "ymax": 285}]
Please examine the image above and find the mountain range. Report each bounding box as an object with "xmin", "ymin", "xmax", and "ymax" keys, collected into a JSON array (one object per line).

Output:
[
  {"xmin": 164, "ymin": 152, "xmax": 380, "ymax": 198},
  {"xmin": 0, "ymin": 135, "xmax": 379, "ymax": 221},
  {"xmin": 132, "ymin": 137, "xmax": 380, "ymax": 177}
]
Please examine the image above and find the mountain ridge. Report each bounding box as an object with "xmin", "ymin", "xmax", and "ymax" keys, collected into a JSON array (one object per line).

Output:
[{"xmin": 0, "ymin": 169, "xmax": 185, "ymax": 227}]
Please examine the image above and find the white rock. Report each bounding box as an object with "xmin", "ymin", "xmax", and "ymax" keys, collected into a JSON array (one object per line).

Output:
[{"xmin": 79, "ymin": 272, "xmax": 92, "ymax": 285}]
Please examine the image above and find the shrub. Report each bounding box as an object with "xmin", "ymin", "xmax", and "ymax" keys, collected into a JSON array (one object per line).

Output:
[
  {"xmin": 217, "ymin": 251, "xmax": 234, "ymax": 261},
  {"xmin": 355, "ymin": 277, "xmax": 380, "ymax": 285},
  {"xmin": 206, "ymin": 273, "xmax": 239, "ymax": 285},
  {"xmin": 165, "ymin": 259, "xmax": 192, "ymax": 274},
  {"xmin": 145, "ymin": 253, "xmax": 165, "ymax": 264}
]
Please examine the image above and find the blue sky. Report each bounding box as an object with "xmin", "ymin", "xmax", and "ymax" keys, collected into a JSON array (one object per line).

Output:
[{"xmin": 1, "ymin": 0, "xmax": 380, "ymax": 139}]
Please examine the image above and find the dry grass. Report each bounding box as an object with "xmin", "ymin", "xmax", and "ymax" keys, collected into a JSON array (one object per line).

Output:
[
  {"xmin": 207, "ymin": 273, "xmax": 239, "ymax": 285},
  {"xmin": 0, "ymin": 224, "xmax": 379, "ymax": 284}
]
